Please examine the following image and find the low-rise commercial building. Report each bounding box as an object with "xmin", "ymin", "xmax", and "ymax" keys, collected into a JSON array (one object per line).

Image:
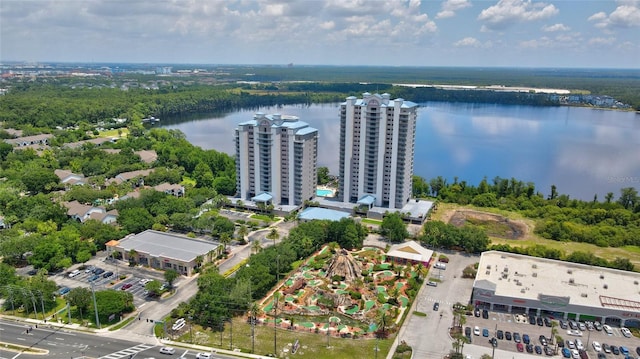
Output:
[
  {"xmin": 106, "ymin": 230, "xmax": 222, "ymax": 276},
  {"xmin": 472, "ymin": 251, "xmax": 640, "ymax": 327}
]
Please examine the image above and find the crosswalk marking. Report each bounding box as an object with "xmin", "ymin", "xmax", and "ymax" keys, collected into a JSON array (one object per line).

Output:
[{"xmin": 99, "ymin": 344, "xmax": 155, "ymax": 359}]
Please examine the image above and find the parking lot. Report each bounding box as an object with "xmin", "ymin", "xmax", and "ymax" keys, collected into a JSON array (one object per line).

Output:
[
  {"xmin": 464, "ymin": 311, "xmax": 639, "ymax": 358},
  {"xmin": 53, "ymin": 256, "xmax": 166, "ymax": 307}
]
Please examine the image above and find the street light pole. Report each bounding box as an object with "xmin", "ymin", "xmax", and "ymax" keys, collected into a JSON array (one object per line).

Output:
[{"xmin": 90, "ymin": 282, "xmax": 101, "ymax": 329}]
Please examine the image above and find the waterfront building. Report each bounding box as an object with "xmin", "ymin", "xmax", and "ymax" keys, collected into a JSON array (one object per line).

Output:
[
  {"xmin": 235, "ymin": 112, "xmax": 318, "ymax": 206},
  {"xmin": 338, "ymin": 93, "xmax": 418, "ymax": 209}
]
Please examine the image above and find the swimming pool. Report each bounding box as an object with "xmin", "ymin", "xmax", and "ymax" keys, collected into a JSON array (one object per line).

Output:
[{"xmin": 316, "ymin": 189, "xmax": 334, "ymax": 197}]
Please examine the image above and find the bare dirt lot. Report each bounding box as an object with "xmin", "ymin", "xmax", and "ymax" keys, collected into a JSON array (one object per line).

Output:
[{"xmin": 448, "ymin": 210, "xmax": 528, "ymax": 240}]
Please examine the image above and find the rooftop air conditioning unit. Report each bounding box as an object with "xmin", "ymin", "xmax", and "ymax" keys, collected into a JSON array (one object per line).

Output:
[
  {"xmin": 567, "ymin": 269, "xmax": 573, "ymax": 274},
  {"xmin": 581, "ymin": 293, "xmax": 588, "ymax": 297},
  {"xmin": 600, "ymin": 274, "xmax": 604, "ymax": 279},
  {"xmin": 532, "ymin": 264, "xmax": 537, "ymax": 269},
  {"xmin": 532, "ymin": 273, "xmax": 537, "ymax": 277},
  {"xmin": 603, "ymin": 284, "xmax": 608, "ymax": 289},
  {"xmin": 569, "ymin": 278, "xmax": 575, "ymax": 284}
]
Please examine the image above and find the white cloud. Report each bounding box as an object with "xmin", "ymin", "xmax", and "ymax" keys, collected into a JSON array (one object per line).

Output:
[
  {"xmin": 542, "ymin": 23, "xmax": 570, "ymax": 32},
  {"xmin": 478, "ymin": 0, "xmax": 559, "ymax": 30},
  {"xmin": 436, "ymin": 0, "xmax": 472, "ymax": 19},
  {"xmin": 588, "ymin": 2, "xmax": 640, "ymax": 28},
  {"xmin": 588, "ymin": 37, "xmax": 616, "ymax": 46},
  {"xmin": 454, "ymin": 37, "xmax": 481, "ymax": 47}
]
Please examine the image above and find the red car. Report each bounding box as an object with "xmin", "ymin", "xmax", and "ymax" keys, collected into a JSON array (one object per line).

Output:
[
  {"xmin": 517, "ymin": 343, "xmax": 524, "ymax": 352},
  {"xmin": 121, "ymin": 283, "xmax": 133, "ymax": 290}
]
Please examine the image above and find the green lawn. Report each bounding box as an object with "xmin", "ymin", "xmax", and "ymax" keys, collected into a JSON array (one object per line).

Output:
[{"xmin": 169, "ymin": 316, "xmax": 392, "ymax": 359}]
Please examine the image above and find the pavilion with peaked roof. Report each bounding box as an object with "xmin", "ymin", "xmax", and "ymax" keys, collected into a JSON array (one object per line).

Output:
[{"xmin": 385, "ymin": 240, "xmax": 433, "ymax": 266}]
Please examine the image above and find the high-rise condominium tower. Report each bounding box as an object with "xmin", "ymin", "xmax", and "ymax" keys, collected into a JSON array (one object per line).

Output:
[
  {"xmin": 235, "ymin": 112, "xmax": 318, "ymax": 206},
  {"xmin": 338, "ymin": 93, "xmax": 418, "ymax": 209}
]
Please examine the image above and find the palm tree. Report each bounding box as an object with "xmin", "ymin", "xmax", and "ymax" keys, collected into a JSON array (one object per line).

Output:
[
  {"xmin": 195, "ymin": 255, "xmax": 204, "ymax": 269},
  {"xmin": 266, "ymin": 228, "xmax": 279, "ymax": 247},
  {"xmin": 128, "ymin": 249, "xmax": 138, "ymax": 266},
  {"xmin": 251, "ymin": 240, "xmax": 262, "ymax": 255},
  {"xmin": 237, "ymin": 225, "xmax": 249, "ymax": 244},
  {"xmin": 220, "ymin": 233, "xmax": 231, "ymax": 253}
]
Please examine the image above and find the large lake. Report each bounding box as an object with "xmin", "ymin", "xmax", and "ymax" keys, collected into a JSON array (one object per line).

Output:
[{"xmin": 160, "ymin": 102, "xmax": 640, "ymax": 201}]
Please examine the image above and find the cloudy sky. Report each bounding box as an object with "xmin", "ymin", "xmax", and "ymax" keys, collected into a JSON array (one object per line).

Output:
[{"xmin": 1, "ymin": 0, "xmax": 639, "ymax": 68}]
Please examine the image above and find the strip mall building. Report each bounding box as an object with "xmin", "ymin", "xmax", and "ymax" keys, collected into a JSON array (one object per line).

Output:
[{"xmin": 472, "ymin": 251, "xmax": 640, "ymax": 327}]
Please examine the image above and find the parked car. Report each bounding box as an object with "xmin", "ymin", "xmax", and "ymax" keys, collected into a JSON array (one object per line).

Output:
[
  {"xmin": 473, "ymin": 326, "xmax": 480, "ymax": 336},
  {"xmin": 537, "ymin": 317, "xmax": 544, "ymax": 326},
  {"xmin": 611, "ymin": 345, "xmax": 620, "ymax": 355},
  {"xmin": 575, "ymin": 339, "xmax": 584, "ymax": 350},
  {"xmin": 539, "ymin": 335, "xmax": 547, "ymax": 346},
  {"xmin": 159, "ymin": 347, "xmax": 175, "ymax": 355},
  {"xmin": 597, "ymin": 353, "xmax": 606, "ymax": 359},
  {"xmin": 571, "ymin": 349, "xmax": 580, "ymax": 359},
  {"xmin": 102, "ymin": 271, "xmax": 113, "ymax": 278},
  {"xmin": 497, "ymin": 330, "xmax": 504, "ymax": 340},
  {"xmin": 545, "ymin": 346, "xmax": 555, "ymax": 356},
  {"xmin": 578, "ymin": 322, "xmax": 587, "ymax": 331},
  {"xmin": 84, "ymin": 265, "xmax": 95, "ymax": 273},
  {"xmin": 427, "ymin": 281, "xmax": 438, "ymax": 287},
  {"xmin": 560, "ymin": 320, "xmax": 568, "ymax": 329},
  {"xmin": 517, "ymin": 343, "xmax": 524, "ymax": 352},
  {"xmin": 603, "ymin": 343, "xmax": 611, "ymax": 353},
  {"xmin": 513, "ymin": 332, "xmax": 521, "ymax": 343},
  {"xmin": 569, "ymin": 321, "xmax": 578, "ymax": 330},
  {"xmin": 526, "ymin": 344, "xmax": 534, "ymax": 353},
  {"xmin": 594, "ymin": 321, "xmax": 603, "ymax": 331},
  {"xmin": 88, "ymin": 274, "xmax": 100, "ymax": 282},
  {"xmin": 567, "ymin": 340, "xmax": 576, "ymax": 349},
  {"xmin": 505, "ymin": 331, "xmax": 512, "ymax": 341},
  {"xmin": 621, "ymin": 327, "xmax": 632, "ymax": 338},
  {"xmin": 121, "ymin": 283, "xmax": 133, "ymax": 290},
  {"xmin": 544, "ymin": 317, "xmax": 552, "ymax": 327},
  {"xmin": 567, "ymin": 329, "xmax": 583, "ymax": 337},
  {"xmin": 586, "ymin": 321, "xmax": 595, "ymax": 331},
  {"xmin": 58, "ymin": 287, "xmax": 71, "ymax": 295},
  {"xmin": 562, "ymin": 347, "xmax": 571, "ymax": 358},
  {"xmin": 482, "ymin": 309, "xmax": 489, "ymax": 319},
  {"xmin": 482, "ymin": 328, "xmax": 489, "ymax": 337},
  {"xmin": 592, "ymin": 341, "xmax": 602, "ymax": 352},
  {"xmin": 603, "ymin": 324, "xmax": 613, "ymax": 334},
  {"xmin": 68, "ymin": 269, "xmax": 81, "ymax": 278},
  {"xmin": 465, "ymin": 327, "xmax": 471, "ymax": 337},
  {"xmin": 490, "ymin": 338, "xmax": 498, "ymax": 347},
  {"xmin": 535, "ymin": 345, "xmax": 543, "ymax": 354},
  {"xmin": 196, "ymin": 353, "xmax": 213, "ymax": 359},
  {"xmin": 636, "ymin": 346, "xmax": 640, "ymax": 356},
  {"xmin": 578, "ymin": 349, "xmax": 588, "ymax": 359},
  {"xmin": 93, "ymin": 268, "xmax": 105, "ymax": 275},
  {"xmin": 620, "ymin": 346, "xmax": 630, "ymax": 356},
  {"xmin": 523, "ymin": 334, "xmax": 530, "ymax": 344}
]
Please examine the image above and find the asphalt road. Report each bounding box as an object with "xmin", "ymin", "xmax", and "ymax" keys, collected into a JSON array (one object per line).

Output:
[{"xmin": 0, "ymin": 318, "xmax": 143, "ymax": 359}]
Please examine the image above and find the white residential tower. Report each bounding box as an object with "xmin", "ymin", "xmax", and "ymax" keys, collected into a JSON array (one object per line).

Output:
[
  {"xmin": 235, "ymin": 112, "xmax": 318, "ymax": 206},
  {"xmin": 338, "ymin": 93, "xmax": 418, "ymax": 209}
]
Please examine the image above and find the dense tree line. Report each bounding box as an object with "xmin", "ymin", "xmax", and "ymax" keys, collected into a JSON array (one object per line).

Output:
[
  {"xmin": 186, "ymin": 218, "xmax": 367, "ymax": 330},
  {"xmin": 415, "ymin": 175, "xmax": 640, "ymax": 248},
  {"xmin": 419, "ymin": 221, "xmax": 490, "ymax": 254}
]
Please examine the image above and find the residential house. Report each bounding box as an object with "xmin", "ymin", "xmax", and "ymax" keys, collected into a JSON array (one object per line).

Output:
[{"xmin": 63, "ymin": 200, "xmax": 118, "ymax": 224}]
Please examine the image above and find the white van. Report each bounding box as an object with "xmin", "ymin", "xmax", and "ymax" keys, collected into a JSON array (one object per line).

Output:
[
  {"xmin": 434, "ymin": 262, "xmax": 446, "ymax": 270},
  {"xmin": 68, "ymin": 269, "xmax": 81, "ymax": 278}
]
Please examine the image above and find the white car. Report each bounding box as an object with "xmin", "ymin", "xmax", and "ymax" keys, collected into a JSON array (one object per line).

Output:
[
  {"xmin": 621, "ymin": 327, "xmax": 632, "ymax": 338},
  {"xmin": 603, "ymin": 324, "xmax": 613, "ymax": 334},
  {"xmin": 592, "ymin": 341, "xmax": 602, "ymax": 352},
  {"xmin": 196, "ymin": 353, "xmax": 213, "ymax": 359},
  {"xmin": 571, "ymin": 349, "xmax": 580, "ymax": 359},
  {"xmin": 159, "ymin": 347, "xmax": 175, "ymax": 355},
  {"xmin": 575, "ymin": 339, "xmax": 584, "ymax": 350},
  {"xmin": 139, "ymin": 278, "xmax": 152, "ymax": 285},
  {"xmin": 473, "ymin": 326, "xmax": 480, "ymax": 336},
  {"xmin": 567, "ymin": 329, "xmax": 583, "ymax": 337}
]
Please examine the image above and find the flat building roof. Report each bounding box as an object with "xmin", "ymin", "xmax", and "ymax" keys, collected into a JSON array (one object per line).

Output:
[{"xmin": 476, "ymin": 251, "xmax": 640, "ymax": 311}]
